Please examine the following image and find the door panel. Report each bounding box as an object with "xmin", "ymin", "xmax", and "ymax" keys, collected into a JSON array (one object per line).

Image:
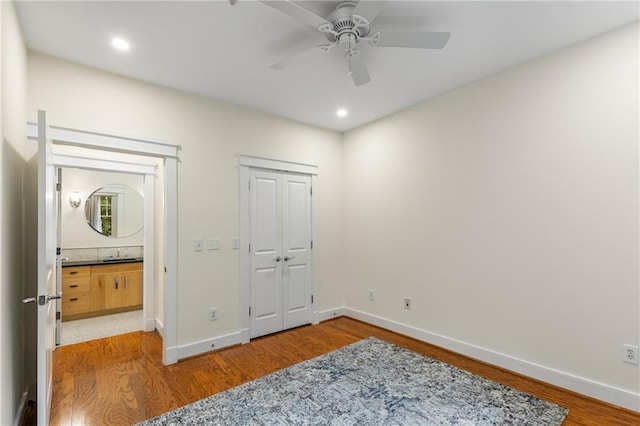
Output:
[
  {"xmin": 283, "ymin": 178, "xmax": 308, "ymax": 251},
  {"xmin": 282, "ymin": 174, "xmax": 312, "ymax": 329},
  {"xmin": 250, "ymin": 170, "xmax": 283, "ymax": 338},
  {"xmin": 254, "ymin": 267, "xmax": 279, "ymax": 319},
  {"xmin": 253, "ymin": 176, "xmax": 279, "ymax": 254}
]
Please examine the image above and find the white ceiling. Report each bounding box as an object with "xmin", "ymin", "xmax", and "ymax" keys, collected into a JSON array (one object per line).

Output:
[{"xmin": 15, "ymin": 1, "xmax": 639, "ymax": 132}]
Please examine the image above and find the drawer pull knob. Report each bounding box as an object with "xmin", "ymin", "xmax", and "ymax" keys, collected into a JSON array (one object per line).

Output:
[
  {"xmin": 70, "ymin": 271, "xmax": 78, "ymax": 275},
  {"xmin": 70, "ymin": 298, "xmax": 78, "ymax": 301},
  {"xmin": 70, "ymin": 284, "xmax": 78, "ymax": 288}
]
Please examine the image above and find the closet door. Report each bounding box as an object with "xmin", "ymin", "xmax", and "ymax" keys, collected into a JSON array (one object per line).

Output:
[
  {"xmin": 249, "ymin": 169, "xmax": 283, "ymax": 338},
  {"xmin": 282, "ymin": 173, "xmax": 312, "ymax": 329},
  {"xmin": 249, "ymin": 169, "xmax": 313, "ymax": 338}
]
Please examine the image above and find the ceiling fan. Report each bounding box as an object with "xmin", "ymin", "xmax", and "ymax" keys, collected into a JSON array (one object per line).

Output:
[{"xmin": 261, "ymin": 0, "xmax": 451, "ymax": 86}]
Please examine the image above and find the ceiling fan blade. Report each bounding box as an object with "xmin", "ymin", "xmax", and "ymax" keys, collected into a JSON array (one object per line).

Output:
[
  {"xmin": 352, "ymin": 0, "xmax": 387, "ymax": 23},
  {"xmin": 261, "ymin": 1, "xmax": 329, "ymax": 30},
  {"xmin": 349, "ymin": 53, "xmax": 371, "ymax": 86},
  {"xmin": 375, "ymin": 31, "xmax": 450, "ymax": 49}
]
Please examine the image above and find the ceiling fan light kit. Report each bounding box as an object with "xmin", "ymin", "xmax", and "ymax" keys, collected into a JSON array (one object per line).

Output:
[{"xmin": 262, "ymin": 0, "xmax": 450, "ymax": 86}]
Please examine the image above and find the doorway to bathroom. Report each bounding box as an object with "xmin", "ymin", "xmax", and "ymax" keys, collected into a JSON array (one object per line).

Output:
[{"xmin": 57, "ymin": 167, "xmax": 146, "ymax": 346}]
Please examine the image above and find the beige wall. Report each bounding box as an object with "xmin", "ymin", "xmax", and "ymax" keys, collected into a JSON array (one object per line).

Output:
[
  {"xmin": 343, "ymin": 23, "xmax": 639, "ymax": 401},
  {"xmin": 0, "ymin": 1, "xmax": 28, "ymax": 424},
  {"xmin": 27, "ymin": 52, "xmax": 345, "ymax": 346}
]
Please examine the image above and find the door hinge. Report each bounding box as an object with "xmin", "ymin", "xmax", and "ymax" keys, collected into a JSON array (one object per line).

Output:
[
  {"xmin": 311, "ymin": 294, "xmax": 314, "ymax": 304},
  {"xmin": 249, "ymin": 243, "xmax": 251, "ymax": 253},
  {"xmin": 310, "ymin": 240, "xmax": 313, "ymax": 249},
  {"xmin": 56, "ymin": 311, "xmax": 61, "ymax": 320},
  {"xmin": 310, "ymin": 187, "xmax": 313, "ymax": 196},
  {"xmin": 56, "ymin": 247, "xmax": 61, "ymax": 255},
  {"xmin": 249, "ymin": 306, "xmax": 252, "ymax": 316},
  {"xmin": 248, "ymin": 181, "xmax": 251, "ymax": 191},
  {"xmin": 56, "ymin": 182, "xmax": 61, "ymax": 191}
]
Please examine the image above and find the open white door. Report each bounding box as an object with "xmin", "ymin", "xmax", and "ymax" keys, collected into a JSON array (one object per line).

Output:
[{"xmin": 34, "ymin": 110, "xmax": 58, "ymax": 425}]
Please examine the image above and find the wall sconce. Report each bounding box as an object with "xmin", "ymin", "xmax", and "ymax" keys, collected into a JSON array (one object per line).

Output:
[{"xmin": 69, "ymin": 192, "xmax": 82, "ymax": 208}]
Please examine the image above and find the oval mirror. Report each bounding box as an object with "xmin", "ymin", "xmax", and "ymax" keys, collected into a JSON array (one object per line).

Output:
[{"xmin": 84, "ymin": 184, "xmax": 143, "ymax": 238}]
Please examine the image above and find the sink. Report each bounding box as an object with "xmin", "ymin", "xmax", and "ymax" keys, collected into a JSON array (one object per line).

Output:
[{"xmin": 102, "ymin": 257, "xmax": 143, "ymax": 263}]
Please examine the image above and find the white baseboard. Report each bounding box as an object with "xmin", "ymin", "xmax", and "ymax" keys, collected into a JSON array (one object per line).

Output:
[
  {"xmin": 154, "ymin": 318, "xmax": 164, "ymax": 338},
  {"xmin": 166, "ymin": 304, "xmax": 639, "ymax": 411},
  {"xmin": 314, "ymin": 307, "xmax": 347, "ymax": 323},
  {"xmin": 177, "ymin": 330, "xmax": 244, "ymax": 360},
  {"xmin": 144, "ymin": 317, "xmax": 155, "ymax": 332},
  {"xmin": 344, "ymin": 307, "xmax": 640, "ymax": 412},
  {"xmin": 13, "ymin": 390, "xmax": 29, "ymax": 426},
  {"xmin": 241, "ymin": 328, "xmax": 250, "ymax": 344}
]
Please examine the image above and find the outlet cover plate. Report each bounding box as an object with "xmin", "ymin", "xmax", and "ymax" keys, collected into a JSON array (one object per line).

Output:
[{"xmin": 623, "ymin": 344, "xmax": 639, "ymax": 365}]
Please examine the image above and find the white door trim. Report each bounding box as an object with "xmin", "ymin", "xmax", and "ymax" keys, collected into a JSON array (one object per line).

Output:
[
  {"xmin": 28, "ymin": 114, "xmax": 179, "ymax": 365},
  {"xmin": 239, "ymin": 155, "xmax": 317, "ymax": 343}
]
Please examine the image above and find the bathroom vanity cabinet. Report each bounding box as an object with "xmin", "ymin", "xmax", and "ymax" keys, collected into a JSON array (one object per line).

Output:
[{"xmin": 61, "ymin": 261, "xmax": 142, "ymax": 321}]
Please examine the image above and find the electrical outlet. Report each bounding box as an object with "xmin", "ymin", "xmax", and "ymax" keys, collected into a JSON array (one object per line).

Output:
[
  {"xmin": 209, "ymin": 307, "xmax": 218, "ymax": 321},
  {"xmin": 369, "ymin": 289, "xmax": 375, "ymax": 301},
  {"xmin": 623, "ymin": 344, "xmax": 639, "ymax": 365},
  {"xmin": 404, "ymin": 298, "xmax": 411, "ymax": 310}
]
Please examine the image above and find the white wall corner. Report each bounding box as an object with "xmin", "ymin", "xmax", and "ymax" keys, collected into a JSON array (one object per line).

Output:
[
  {"xmin": 344, "ymin": 308, "xmax": 640, "ymax": 412},
  {"xmin": 177, "ymin": 331, "xmax": 244, "ymax": 360}
]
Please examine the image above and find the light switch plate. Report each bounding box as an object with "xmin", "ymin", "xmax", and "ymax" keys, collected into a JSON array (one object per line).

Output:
[
  {"xmin": 232, "ymin": 237, "xmax": 240, "ymax": 250},
  {"xmin": 193, "ymin": 238, "xmax": 204, "ymax": 252},
  {"xmin": 207, "ymin": 238, "xmax": 220, "ymax": 250}
]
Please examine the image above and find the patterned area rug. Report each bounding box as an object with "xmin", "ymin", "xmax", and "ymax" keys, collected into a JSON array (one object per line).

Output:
[{"xmin": 140, "ymin": 337, "xmax": 568, "ymax": 425}]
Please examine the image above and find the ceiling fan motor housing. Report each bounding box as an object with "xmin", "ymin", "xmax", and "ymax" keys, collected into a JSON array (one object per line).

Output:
[{"xmin": 324, "ymin": 1, "xmax": 370, "ymax": 50}]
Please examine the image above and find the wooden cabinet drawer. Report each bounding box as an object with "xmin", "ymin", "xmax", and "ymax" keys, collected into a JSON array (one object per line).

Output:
[
  {"xmin": 62, "ymin": 292, "xmax": 91, "ymax": 316},
  {"xmin": 62, "ymin": 276, "xmax": 90, "ymax": 294},
  {"xmin": 62, "ymin": 266, "xmax": 91, "ymax": 279}
]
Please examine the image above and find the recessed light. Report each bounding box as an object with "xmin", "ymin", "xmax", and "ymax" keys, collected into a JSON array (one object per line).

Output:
[
  {"xmin": 111, "ymin": 38, "xmax": 130, "ymax": 51},
  {"xmin": 336, "ymin": 109, "xmax": 348, "ymax": 117}
]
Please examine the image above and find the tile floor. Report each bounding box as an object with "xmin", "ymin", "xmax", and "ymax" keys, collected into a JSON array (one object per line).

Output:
[{"xmin": 60, "ymin": 310, "xmax": 143, "ymax": 346}]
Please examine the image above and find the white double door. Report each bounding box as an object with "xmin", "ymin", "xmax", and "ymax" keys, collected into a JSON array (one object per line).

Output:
[{"xmin": 249, "ymin": 169, "xmax": 313, "ymax": 338}]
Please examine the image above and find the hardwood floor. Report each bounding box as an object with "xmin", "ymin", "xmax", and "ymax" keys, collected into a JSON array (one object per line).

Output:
[{"xmin": 49, "ymin": 317, "xmax": 639, "ymax": 425}]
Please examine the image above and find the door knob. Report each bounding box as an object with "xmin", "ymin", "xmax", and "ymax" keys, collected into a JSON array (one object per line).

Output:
[
  {"xmin": 284, "ymin": 256, "xmax": 296, "ymax": 261},
  {"xmin": 275, "ymin": 256, "xmax": 282, "ymax": 262}
]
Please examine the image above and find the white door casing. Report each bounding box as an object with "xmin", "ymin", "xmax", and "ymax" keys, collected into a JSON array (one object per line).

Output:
[
  {"xmin": 28, "ymin": 114, "xmax": 179, "ymax": 365},
  {"xmin": 241, "ymin": 156, "xmax": 317, "ymax": 340}
]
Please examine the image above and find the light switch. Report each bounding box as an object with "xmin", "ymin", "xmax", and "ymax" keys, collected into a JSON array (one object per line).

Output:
[
  {"xmin": 207, "ymin": 238, "xmax": 220, "ymax": 250},
  {"xmin": 232, "ymin": 238, "xmax": 240, "ymax": 250},
  {"xmin": 193, "ymin": 239, "xmax": 204, "ymax": 252}
]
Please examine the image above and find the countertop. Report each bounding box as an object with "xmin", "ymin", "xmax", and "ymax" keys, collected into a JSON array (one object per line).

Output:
[{"xmin": 62, "ymin": 258, "xmax": 143, "ymax": 267}]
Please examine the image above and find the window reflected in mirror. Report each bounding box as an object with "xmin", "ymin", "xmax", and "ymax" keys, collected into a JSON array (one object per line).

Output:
[{"xmin": 85, "ymin": 184, "xmax": 143, "ymax": 238}]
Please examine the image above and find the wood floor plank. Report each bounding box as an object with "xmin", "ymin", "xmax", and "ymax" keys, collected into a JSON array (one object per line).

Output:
[{"xmin": 47, "ymin": 317, "xmax": 640, "ymax": 426}]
